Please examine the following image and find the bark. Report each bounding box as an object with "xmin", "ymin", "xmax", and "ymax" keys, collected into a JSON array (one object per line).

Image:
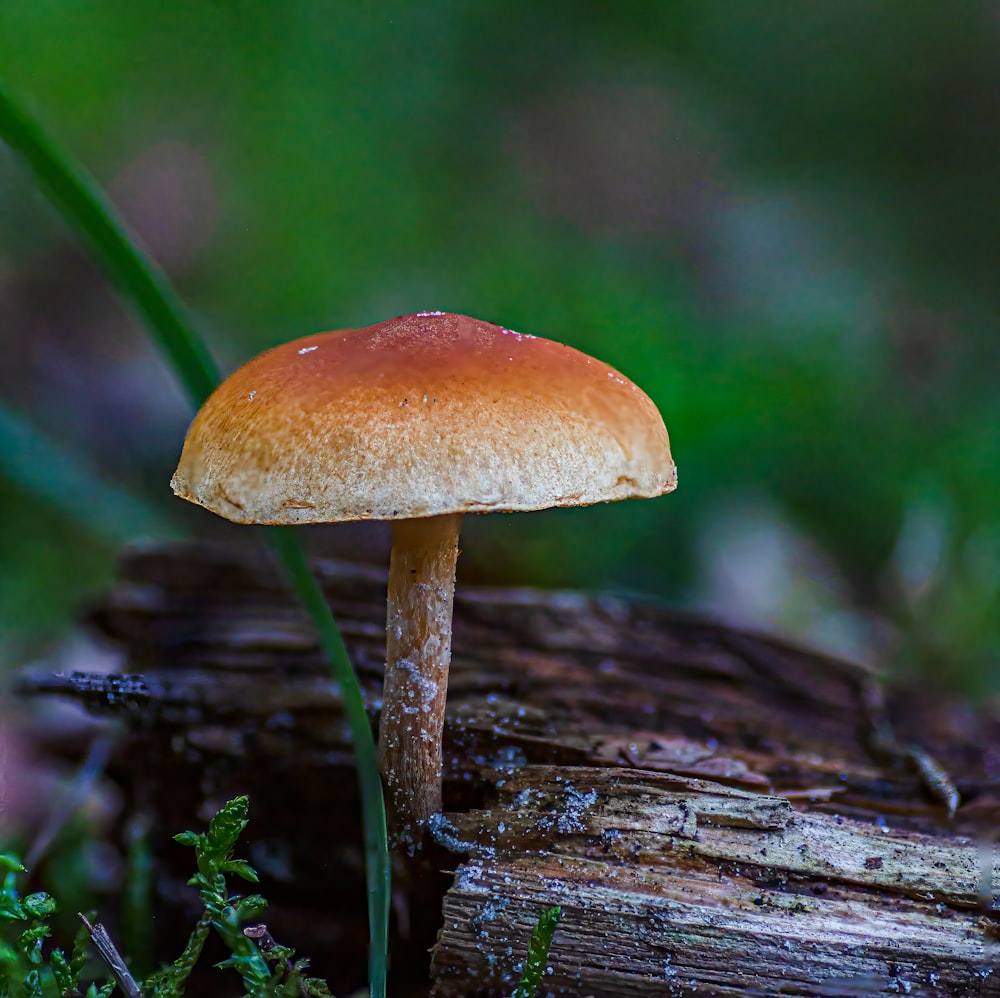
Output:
[{"xmin": 17, "ymin": 541, "xmax": 1000, "ymax": 997}]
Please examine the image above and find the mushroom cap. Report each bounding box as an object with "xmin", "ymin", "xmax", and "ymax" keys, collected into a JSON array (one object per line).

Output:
[{"xmin": 171, "ymin": 312, "xmax": 676, "ymax": 524}]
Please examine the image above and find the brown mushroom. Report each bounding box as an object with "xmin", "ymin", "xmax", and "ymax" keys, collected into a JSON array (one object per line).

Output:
[{"xmin": 171, "ymin": 311, "xmax": 676, "ymax": 847}]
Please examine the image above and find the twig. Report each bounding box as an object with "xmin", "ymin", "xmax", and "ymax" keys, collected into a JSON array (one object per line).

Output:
[{"xmin": 78, "ymin": 912, "xmax": 145, "ymax": 998}]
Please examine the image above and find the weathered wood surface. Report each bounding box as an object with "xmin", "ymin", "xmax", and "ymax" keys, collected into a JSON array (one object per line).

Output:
[
  {"xmin": 19, "ymin": 542, "xmax": 1000, "ymax": 996},
  {"xmin": 431, "ymin": 768, "xmax": 997, "ymax": 995}
]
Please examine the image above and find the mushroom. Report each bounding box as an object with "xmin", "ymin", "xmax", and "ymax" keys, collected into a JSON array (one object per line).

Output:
[{"xmin": 171, "ymin": 312, "xmax": 676, "ymax": 847}]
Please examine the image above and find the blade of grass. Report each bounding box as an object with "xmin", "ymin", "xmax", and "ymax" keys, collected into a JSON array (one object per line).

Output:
[
  {"xmin": 268, "ymin": 528, "xmax": 390, "ymax": 961},
  {"xmin": 510, "ymin": 906, "xmax": 561, "ymax": 998},
  {"xmin": 0, "ymin": 79, "xmax": 389, "ymax": 997},
  {"xmin": 0, "ymin": 83, "xmax": 218, "ymax": 408}
]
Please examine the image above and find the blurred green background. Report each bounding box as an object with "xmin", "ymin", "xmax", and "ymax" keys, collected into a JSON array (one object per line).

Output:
[{"xmin": 0, "ymin": 1, "xmax": 997, "ymax": 693}]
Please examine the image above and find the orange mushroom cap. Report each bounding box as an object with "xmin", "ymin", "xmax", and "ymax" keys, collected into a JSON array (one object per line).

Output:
[{"xmin": 171, "ymin": 311, "xmax": 676, "ymax": 524}]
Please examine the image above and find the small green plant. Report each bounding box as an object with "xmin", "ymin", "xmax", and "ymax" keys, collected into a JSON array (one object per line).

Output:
[
  {"xmin": 145, "ymin": 795, "xmax": 269, "ymax": 995},
  {"xmin": 0, "ymin": 852, "xmax": 113, "ymax": 998},
  {"xmin": 144, "ymin": 795, "xmax": 330, "ymax": 997},
  {"xmin": 510, "ymin": 906, "xmax": 561, "ymax": 998},
  {"xmin": 1, "ymin": 798, "xmax": 332, "ymax": 997},
  {"xmin": 3, "ymin": 800, "xmax": 561, "ymax": 997}
]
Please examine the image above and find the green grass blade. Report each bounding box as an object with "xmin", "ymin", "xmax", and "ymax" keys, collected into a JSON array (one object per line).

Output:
[
  {"xmin": 269, "ymin": 529, "xmax": 390, "ymax": 994},
  {"xmin": 0, "ymin": 80, "xmax": 218, "ymax": 407},
  {"xmin": 510, "ymin": 906, "xmax": 561, "ymax": 998},
  {"xmin": 0, "ymin": 79, "xmax": 389, "ymax": 997}
]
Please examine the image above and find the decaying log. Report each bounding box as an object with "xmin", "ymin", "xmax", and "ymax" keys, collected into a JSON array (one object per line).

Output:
[
  {"xmin": 431, "ymin": 767, "xmax": 997, "ymax": 995},
  {"xmin": 17, "ymin": 541, "xmax": 1000, "ymax": 996}
]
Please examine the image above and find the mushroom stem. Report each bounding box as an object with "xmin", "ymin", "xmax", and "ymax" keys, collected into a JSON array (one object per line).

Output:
[{"xmin": 379, "ymin": 512, "xmax": 461, "ymax": 847}]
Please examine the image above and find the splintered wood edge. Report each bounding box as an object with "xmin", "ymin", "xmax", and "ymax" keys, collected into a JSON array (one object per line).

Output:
[{"xmin": 430, "ymin": 766, "xmax": 1000, "ymax": 996}]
